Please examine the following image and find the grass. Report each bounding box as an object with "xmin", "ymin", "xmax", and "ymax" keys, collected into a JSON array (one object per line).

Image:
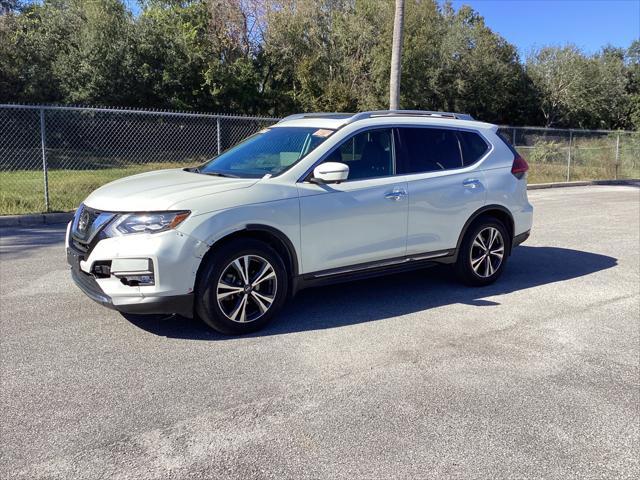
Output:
[
  {"xmin": 0, "ymin": 162, "xmax": 182, "ymax": 215},
  {"xmin": 0, "ymin": 152, "xmax": 638, "ymax": 215},
  {"xmin": 527, "ymin": 162, "xmax": 639, "ymax": 184}
]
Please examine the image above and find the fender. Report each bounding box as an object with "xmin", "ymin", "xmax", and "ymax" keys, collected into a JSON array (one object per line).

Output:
[
  {"xmin": 195, "ymin": 223, "xmax": 301, "ymax": 298},
  {"xmin": 245, "ymin": 224, "xmax": 300, "ymax": 277},
  {"xmin": 454, "ymin": 205, "xmax": 515, "ymax": 259}
]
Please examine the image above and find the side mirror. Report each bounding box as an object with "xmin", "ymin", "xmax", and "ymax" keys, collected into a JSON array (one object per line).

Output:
[{"xmin": 311, "ymin": 162, "xmax": 349, "ymax": 184}]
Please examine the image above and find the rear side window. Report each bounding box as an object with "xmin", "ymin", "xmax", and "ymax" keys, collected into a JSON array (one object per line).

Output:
[
  {"xmin": 396, "ymin": 128, "xmax": 462, "ymax": 173},
  {"xmin": 458, "ymin": 131, "xmax": 489, "ymax": 165},
  {"xmin": 396, "ymin": 127, "xmax": 488, "ymax": 174}
]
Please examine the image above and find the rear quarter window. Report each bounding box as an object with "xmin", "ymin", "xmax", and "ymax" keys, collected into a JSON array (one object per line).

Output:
[{"xmin": 458, "ymin": 131, "xmax": 490, "ymax": 166}]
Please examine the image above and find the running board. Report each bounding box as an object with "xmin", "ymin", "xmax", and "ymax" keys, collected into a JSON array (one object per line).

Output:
[{"xmin": 307, "ymin": 249, "xmax": 454, "ymax": 280}]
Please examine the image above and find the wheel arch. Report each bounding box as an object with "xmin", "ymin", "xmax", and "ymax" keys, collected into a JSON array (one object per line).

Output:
[
  {"xmin": 455, "ymin": 205, "xmax": 515, "ymax": 258},
  {"xmin": 196, "ymin": 224, "xmax": 299, "ymax": 283}
]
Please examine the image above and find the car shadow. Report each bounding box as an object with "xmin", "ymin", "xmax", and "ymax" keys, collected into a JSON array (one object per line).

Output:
[{"xmin": 123, "ymin": 246, "xmax": 617, "ymax": 340}]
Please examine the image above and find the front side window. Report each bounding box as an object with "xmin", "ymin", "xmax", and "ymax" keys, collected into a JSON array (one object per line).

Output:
[
  {"xmin": 201, "ymin": 126, "xmax": 334, "ymax": 178},
  {"xmin": 396, "ymin": 127, "xmax": 463, "ymax": 174},
  {"xmin": 322, "ymin": 129, "xmax": 393, "ymax": 181}
]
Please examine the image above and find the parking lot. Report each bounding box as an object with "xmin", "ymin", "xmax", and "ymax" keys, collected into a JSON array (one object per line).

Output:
[{"xmin": 1, "ymin": 185, "xmax": 638, "ymax": 479}]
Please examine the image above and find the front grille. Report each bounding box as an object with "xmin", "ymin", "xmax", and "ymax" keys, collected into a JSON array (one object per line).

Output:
[
  {"xmin": 70, "ymin": 204, "xmax": 115, "ymax": 257},
  {"xmin": 72, "ymin": 239, "xmax": 89, "ymax": 253},
  {"xmin": 73, "ymin": 205, "xmax": 101, "ymax": 242}
]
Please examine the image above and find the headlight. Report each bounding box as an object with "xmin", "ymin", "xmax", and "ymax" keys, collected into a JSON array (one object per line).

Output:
[{"xmin": 104, "ymin": 211, "xmax": 190, "ymax": 236}]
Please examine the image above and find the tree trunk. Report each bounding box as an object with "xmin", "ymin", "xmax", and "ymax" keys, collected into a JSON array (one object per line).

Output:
[{"xmin": 389, "ymin": 0, "xmax": 404, "ymax": 110}]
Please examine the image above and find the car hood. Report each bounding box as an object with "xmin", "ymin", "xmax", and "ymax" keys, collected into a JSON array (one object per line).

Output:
[{"xmin": 83, "ymin": 168, "xmax": 258, "ymax": 212}]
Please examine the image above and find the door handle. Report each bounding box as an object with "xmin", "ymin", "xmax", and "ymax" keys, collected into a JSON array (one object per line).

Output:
[
  {"xmin": 463, "ymin": 178, "xmax": 481, "ymax": 189},
  {"xmin": 384, "ymin": 189, "xmax": 407, "ymax": 201}
]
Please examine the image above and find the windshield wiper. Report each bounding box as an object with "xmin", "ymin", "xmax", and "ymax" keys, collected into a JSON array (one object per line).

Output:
[{"xmin": 202, "ymin": 171, "xmax": 240, "ymax": 178}]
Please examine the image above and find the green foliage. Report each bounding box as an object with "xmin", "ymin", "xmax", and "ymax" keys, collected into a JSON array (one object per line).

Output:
[
  {"xmin": 0, "ymin": 0, "xmax": 637, "ymax": 128},
  {"xmin": 526, "ymin": 44, "xmax": 634, "ymax": 129},
  {"xmin": 527, "ymin": 141, "xmax": 567, "ymax": 165}
]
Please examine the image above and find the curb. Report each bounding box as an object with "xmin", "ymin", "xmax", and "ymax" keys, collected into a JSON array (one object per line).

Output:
[
  {"xmin": 0, "ymin": 211, "xmax": 74, "ymax": 228},
  {"xmin": 0, "ymin": 179, "xmax": 638, "ymax": 228},
  {"xmin": 527, "ymin": 179, "xmax": 640, "ymax": 190}
]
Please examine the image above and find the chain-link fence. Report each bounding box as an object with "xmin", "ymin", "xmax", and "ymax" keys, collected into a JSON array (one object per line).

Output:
[
  {"xmin": 0, "ymin": 104, "xmax": 638, "ymax": 215},
  {"xmin": 0, "ymin": 105, "xmax": 277, "ymax": 215},
  {"xmin": 498, "ymin": 126, "xmax": 640, "ymax": 184}
]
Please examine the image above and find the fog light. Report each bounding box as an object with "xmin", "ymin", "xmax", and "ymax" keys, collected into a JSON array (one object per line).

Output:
[
  {"xmin": 111, "ymin": 258, "xmax": 155, "ymax": 286},
  {"xmin": 119, "ymin": 274, "xmax": 155, "ymax": 287}
]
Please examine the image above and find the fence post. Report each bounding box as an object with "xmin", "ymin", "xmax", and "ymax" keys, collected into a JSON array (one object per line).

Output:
[
  {"xmin": 615, "ymin": 133, "xmax": 620, "ymax": 180},
  {"xmin": 512, "ymin": 127, "xmax": 516, "ymax": 147},
  {"xmin": 216, "ymin": 117, "xmax": 221, "ymax": 155},
  {"xmin": 39, "ymin": 108, "xmax": 50, "ymax": 212},
  {"xmin": 566, "ymin": 130, "xmax": 572, "ymax": 182}
]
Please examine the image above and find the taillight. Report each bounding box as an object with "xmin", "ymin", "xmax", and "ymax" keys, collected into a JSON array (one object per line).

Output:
[{"xmin": 511, "ymin": 153, "xmax": 529, "ymax": 179}]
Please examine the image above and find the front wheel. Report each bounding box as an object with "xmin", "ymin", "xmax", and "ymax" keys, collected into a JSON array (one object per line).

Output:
[
  {"xmin": 455, "ymin": 218, "xmax": 510, "ymax": 286},
  {"xmin": 195, "ymin": 238, "xmax": 288, "ymax": 335}
]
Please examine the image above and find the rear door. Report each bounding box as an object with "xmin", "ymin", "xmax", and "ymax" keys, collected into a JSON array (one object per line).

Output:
[{"xmin": 395, "ymin": 127, "xmax": 489, "ymax": 255}]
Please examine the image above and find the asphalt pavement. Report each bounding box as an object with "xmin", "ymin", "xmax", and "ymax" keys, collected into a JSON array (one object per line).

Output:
[{"xmin": 1, "ymin": 185, "xmax": 638, "ymax": 479}]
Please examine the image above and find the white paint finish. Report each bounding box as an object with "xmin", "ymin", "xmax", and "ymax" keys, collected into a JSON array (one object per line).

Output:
[
  {"xmin": 312, "ymin": 162, "xmax": 349, "ymax": 183},
  {"xmin": 405, "ymin": 169, "xmax": 487, "ymax": 254},
  {"xmin": 185, "ymin": 196, "xmax": 302, "ymax": 267},
  {"xmin": 297, "ymin": 176, "xmax": 409, "ymax": 273},
  {"xmin": 85, "ymin": 229, "xmax": 204, "ymax": 298},
  {"xmin": 483, "ymin": 168, "xmax": 534, "ymax": 236},
  {"xmin": 83, "ymin": 168, "xmax": 258, "ymax": 212}
]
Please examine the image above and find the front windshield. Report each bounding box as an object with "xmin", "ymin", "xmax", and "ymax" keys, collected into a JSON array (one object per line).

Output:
[{"xmin": 200, "ymin": 126, "xmax": 335, "ymax": 178}]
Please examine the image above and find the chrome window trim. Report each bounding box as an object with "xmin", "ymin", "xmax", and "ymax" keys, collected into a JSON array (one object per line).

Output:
[
  {"xmin": 394, "ymin": 125, "xmax": 493, "ymax": 176},
  {"xmin": 297, "ymin": 123, "xmax": 494, "ymax": 183}
]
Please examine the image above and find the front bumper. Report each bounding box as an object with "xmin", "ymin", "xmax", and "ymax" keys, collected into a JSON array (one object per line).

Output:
[
  {"xmin": 69, "ymin": 255, "xmax": 194, "ymax": 317},
  {"xmin": 513, "ymin": 229, "xmax": 530, "ymax": 248},
  {"xmin": 66, "ymin": 221, "xmax": 201, "ymax": 317}
]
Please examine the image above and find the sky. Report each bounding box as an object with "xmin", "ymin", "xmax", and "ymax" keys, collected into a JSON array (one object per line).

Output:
[{"xmin": 449, "ymin": 0, "xmax": 640, "ymax": 57}]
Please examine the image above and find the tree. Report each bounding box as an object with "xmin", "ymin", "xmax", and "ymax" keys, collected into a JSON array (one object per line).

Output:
[
  {"xmin": 625, "ymin": 40, "xmax": 640, "ymax": 129},
  {"xmin": 526, "ymin": 45, "xmax": 588, "ymax": 127},
  {"xmin": 527, "ymin": 44, "xmax": 632, "ymax": 129},
  {"xmin": 0, "ymin": 0, "xmax": 636, "ymax": 129},
  {"xmin": 52, "ymin": 0, "xmax": 139, "ymax": 105},
  {"xmin": 133, "ymin": 0, "xmax": 214, "ymax": 109}
]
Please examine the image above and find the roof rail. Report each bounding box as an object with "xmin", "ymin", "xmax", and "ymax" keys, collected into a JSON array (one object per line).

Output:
[
  {"xmin": 278, "ymin": 110, "xmax": 474, "ymax": 125},
  {"xmin": 349, "ymin": 110, "xmax": 474, "ymax": 122},
  {"xmin": 277, "ymin": 112, "xmax": 354, "ymax": 123}
]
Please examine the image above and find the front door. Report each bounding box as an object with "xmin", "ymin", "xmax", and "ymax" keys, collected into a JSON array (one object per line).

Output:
[{"xmin": 298, "ymin": 128, "xmax": 408, "ymax": 274}]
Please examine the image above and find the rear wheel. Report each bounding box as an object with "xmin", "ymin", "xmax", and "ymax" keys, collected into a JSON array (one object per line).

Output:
[
  {"xmin": 455, "ymin": 217, "xmax": 510, "ymax": 286},
  {"xmin": 195, "ymin": 238, "xmax": 288, "ymax": 335}
]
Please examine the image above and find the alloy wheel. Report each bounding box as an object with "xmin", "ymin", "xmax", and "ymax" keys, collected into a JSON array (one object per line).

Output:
[
  {"xmin": 216, "ymin": 255, "xmax": 277, "ymax": 323},
  {"xmin": 470, "ymin": 227, "xmax": 504, "ymax": 278}
]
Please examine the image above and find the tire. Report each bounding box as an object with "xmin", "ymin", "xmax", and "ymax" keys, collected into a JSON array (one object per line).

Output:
[
  {"xmin": 455, "ymin": 216, "xmax": 510, "ymax": 286},
  {"xmin": 195, "ymin": 238, "xmax": 288, "ymax": 335}
]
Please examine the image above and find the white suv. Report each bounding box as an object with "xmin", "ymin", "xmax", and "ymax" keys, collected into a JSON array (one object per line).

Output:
[{"xmin": 67, "ymin": 111, "xmax": 533, "ymax": 334}]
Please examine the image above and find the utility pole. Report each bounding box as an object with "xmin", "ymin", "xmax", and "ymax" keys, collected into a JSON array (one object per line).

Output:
[{"xmin": 389, "ymin": 0, "xmax": 405, "ymax": 110}]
